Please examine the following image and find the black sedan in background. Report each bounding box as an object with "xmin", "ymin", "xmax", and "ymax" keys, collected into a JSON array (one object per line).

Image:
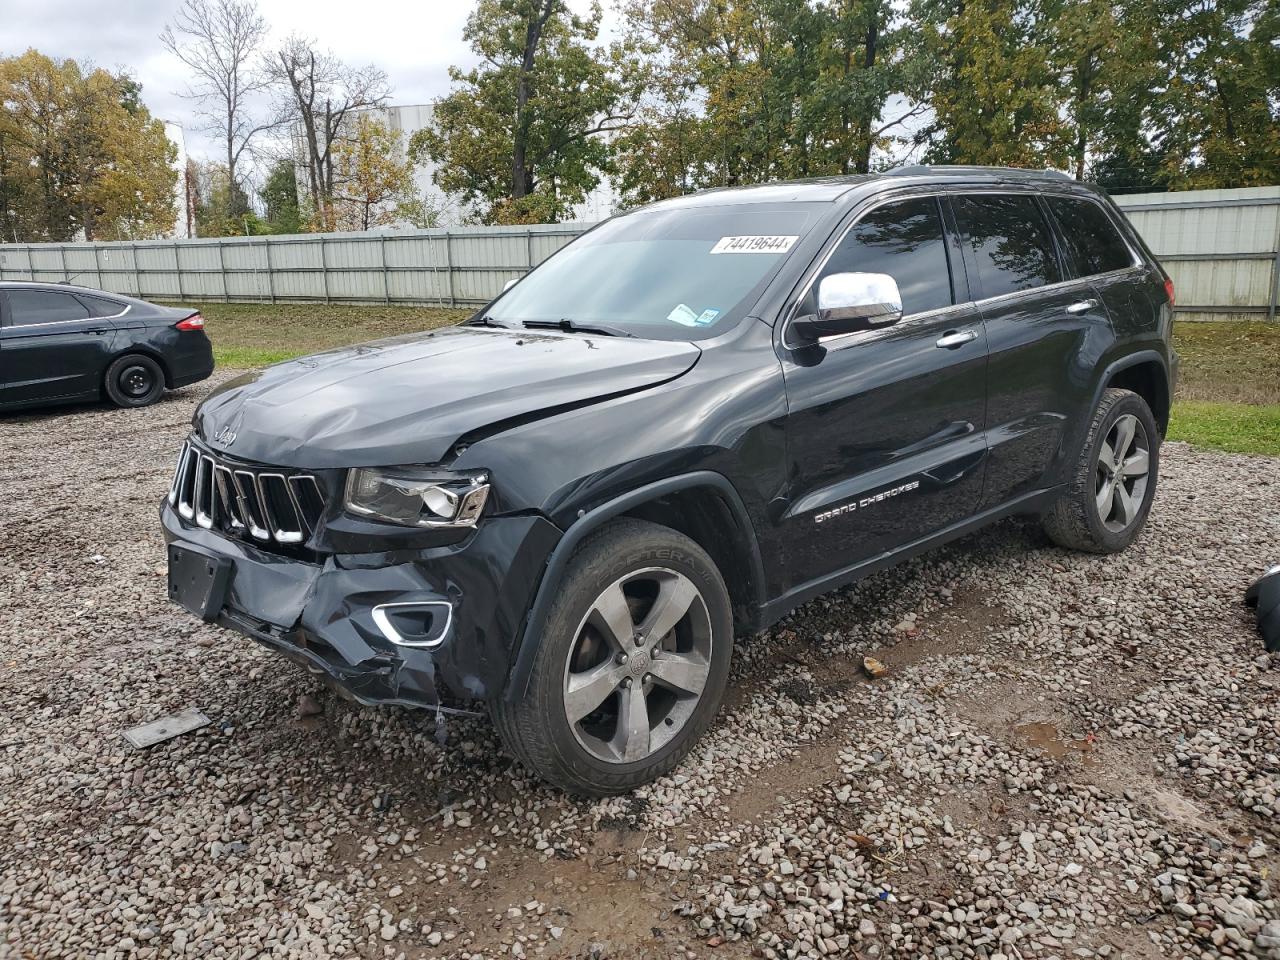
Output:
[{"xmin": 0, "ymin": 281, "xmax": 214, "ymax": 411}]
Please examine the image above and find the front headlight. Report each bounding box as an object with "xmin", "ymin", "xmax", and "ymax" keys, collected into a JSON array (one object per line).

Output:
[{"xmin": 344, "ymin": 468, "xmax": 491, "ymax": 528}]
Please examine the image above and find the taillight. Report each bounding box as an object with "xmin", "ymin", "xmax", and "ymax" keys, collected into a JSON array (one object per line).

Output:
[
  {"xmin": 175, "ymin": 313, "xmax": 205, "ymax": 331},
  {"xmin": 1163, "ymin": 278, "xmax": 1175, "ymax": 306}
]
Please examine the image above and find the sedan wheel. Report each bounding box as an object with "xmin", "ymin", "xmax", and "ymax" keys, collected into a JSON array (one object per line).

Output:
[
  {"xmin": 104, "ymin": 353, "xmax": 165, "ymax": 407},
  {"xmin": 118, "ymin": 363, "xmax": 156, "ymax": 399},
  {"xmin": 562, "ymin": 567, "xmax": 713, "ymax": 765}
]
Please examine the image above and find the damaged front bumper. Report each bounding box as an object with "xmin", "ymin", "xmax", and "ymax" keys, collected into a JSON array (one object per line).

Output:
[{"xmin": 160, "ymin": 502, "xmax": 561, "ymax": 711}]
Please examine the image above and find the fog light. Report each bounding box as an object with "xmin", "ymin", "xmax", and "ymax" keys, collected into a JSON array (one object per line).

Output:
[{"xmin": 371, "ymin": 601, "xmax": 453, "ymax": 648}]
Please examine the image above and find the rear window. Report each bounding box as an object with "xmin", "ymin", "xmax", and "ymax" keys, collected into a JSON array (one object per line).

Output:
[
  {"xmin": 1043, "ymin": 196, "xmax": 1135, "ymax": 277},
  {"xmin": 954, "ymin": 194, "xmax": 1062, "ymax": 299}
]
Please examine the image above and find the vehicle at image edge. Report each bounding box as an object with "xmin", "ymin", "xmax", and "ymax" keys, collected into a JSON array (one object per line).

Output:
[
  {"xmin": 0, "ymin": 281, "xmax": 214, "ymax": 411},
  {"xmin": 160, "ymin": 166, "xmax": 1177, "ymax": 795}
]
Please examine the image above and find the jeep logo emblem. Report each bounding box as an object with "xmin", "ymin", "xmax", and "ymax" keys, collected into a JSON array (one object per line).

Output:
[{"xmin": 213, "ymin": 425, "xmax": 237, "ymax": 446}]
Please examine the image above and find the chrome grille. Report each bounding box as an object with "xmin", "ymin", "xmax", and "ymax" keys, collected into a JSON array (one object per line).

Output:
[{"xmin": 168, "ymin": 440, "xmax": 325, "ymax": 545}]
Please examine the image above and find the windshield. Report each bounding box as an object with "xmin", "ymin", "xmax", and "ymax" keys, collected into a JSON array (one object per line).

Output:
[{"xmin": 483, "ymin": 203, "xmax": 824, "ymax": 340}]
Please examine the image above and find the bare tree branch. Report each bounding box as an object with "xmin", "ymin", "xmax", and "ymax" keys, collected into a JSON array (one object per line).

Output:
[
  {"xmin": 160, "ymin": 0, "xmax": 271, "ymax": 215},
  {"xmin": 266, "ymin": 35, "xmax": 391, "ymax": 223}
]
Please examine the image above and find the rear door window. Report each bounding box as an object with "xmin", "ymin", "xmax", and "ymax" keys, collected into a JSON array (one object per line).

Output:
[
  {"xmin": 5, "ymin": 289, "xmax": 92, "ymax": 326},
  {"xmin": 953, "ymin": 194, "xmax": 1062, "ymax": 299},
  {"xmin": 810, "ymin": 196, "xmax": 954, "ymax": 317},
  {"xmin": 1042, "ymin": 196, "xmax": 1135, "ymax": 277}
]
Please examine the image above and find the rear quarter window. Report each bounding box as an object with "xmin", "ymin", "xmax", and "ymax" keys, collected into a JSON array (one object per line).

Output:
[
  {"xmin": 76, "ymin": 294, "xmax": 126, "ymax": 317},
  {"xmin": 1043, "ymin": 196, "xmax": 1136, "ymax": 277}
]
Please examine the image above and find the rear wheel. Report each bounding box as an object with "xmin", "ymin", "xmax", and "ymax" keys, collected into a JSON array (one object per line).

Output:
[
  {"xmin": 1042, "ymin": 387, "xmax": 1160, "ymax": 553},
  {"xmin": 104, "ymin": 354, "xmax": 165, "ymax": 407},
  {"xmin": 492, "ymin": 519, "xmax": 733, "ymax": 796}
]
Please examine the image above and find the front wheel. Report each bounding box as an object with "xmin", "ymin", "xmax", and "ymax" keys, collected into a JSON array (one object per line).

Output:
[
  {"xmin": 1042, "ymin": 387, "xmax": 1160, "ymax": 554},
  {"xmin": 492, "ymin": 519, "xmax": 733, "ymax": 796}
]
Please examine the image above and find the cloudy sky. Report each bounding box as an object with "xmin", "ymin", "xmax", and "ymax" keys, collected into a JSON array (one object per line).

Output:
[{"xmin": 8, "ymin": 0, "xmax": 615, "ymax": 164}]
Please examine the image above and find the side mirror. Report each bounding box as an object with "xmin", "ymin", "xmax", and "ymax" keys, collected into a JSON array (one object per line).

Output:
[
  {"xmin": 792, "ymin": 272, "xmax": 903, "ymax": 342},
  {"xmin": 502, "ymin": 277, "xmax": 519, "ymax": 292}
]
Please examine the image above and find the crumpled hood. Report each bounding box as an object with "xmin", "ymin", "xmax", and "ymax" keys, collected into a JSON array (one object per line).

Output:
[{"xmin": 194, "ymin": 325, "xmax": 701, "ymax": 468}]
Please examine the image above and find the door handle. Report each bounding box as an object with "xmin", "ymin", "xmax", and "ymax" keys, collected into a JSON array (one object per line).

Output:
[
  {"xmin": 1066, "ymin": 299, "xmax": 1098, "ymax": 315},
  {"xmin": 935, "ymin": 329, "xmax": 978, "ymax": 349}
]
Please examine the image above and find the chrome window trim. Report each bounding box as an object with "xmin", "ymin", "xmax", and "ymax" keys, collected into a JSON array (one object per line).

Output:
[
  {"xmin": 815, "ymin": 302, "xmax": 972, "ymax": 352},
  {"xmin": 0, "ymin": 302, "xmax": 131, "ymax": 330},
  {"xmin": 371, "ymin": 601, "xmax": 454, "ymax": 649}
]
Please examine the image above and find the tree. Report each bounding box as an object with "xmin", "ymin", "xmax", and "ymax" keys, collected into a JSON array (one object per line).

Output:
[
  {"xmin": 161, "ymin": 0, "xmax": 272, "ymax": 219},
  {"xmin": 614, "ymin": 0, "xmax": 924, "ymax": 204},
  {"xmin": 909, "ymin": 0, "xmax": 1069, "ymax": 168},
  {"xmin": 330, "ymin": 115, "xmax": 422, "ymax": 231},
  {"xmin": 268, "ymin": 36, "xmax": 390, "ymax": 225},
  {"xmin": 190, "ymin": 160, "xmax": 255, "ymax": 236},
  {"xmin": 410, "ymin": 0, "xmax": 636, "ymax": 224},
  {"xmin": 1146, "ymin": 0, "xmax": 1279, "ymax": 188},
  {"xmin": 260, "ymin": 158, "xmax": 301, "ymax": 233},
  {"xmin": 0, "ymin": 50, "xmax": 177, "ymax": 241}
]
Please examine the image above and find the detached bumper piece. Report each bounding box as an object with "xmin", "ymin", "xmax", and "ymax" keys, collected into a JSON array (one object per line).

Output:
[{"xmin": 1246, "ymin": 565, "xmax": 1280, "ymax": 653}]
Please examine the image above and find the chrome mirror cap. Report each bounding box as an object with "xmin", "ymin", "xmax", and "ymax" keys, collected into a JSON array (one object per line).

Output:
[
  {"xmin": 792, "ymin": 271, "xmax": 905, "ymax": 343},
  {"xmin": 818, "ymin": 271, "xmax": 903, "ymax": 326}
]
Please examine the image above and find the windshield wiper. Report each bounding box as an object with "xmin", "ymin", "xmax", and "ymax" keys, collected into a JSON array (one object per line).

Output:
[
  {"xmin": 522, "ymin": 319, "xmax": 634, "ymax": 338},
  {"xmin": 467, "ymin": 315, "xmax": 512, "ymax": 329}
]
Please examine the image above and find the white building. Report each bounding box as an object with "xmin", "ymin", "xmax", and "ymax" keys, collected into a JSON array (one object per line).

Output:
[
  {"xmin": 164, "ymin": 121, "xmax": 191, "ymax": 239},
  {"xmin": 295, "ymin": 102, "xmax": 620, "ymax": 228}
]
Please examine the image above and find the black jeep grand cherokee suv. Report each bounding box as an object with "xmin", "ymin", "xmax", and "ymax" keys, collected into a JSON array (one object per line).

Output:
[{"xmin": 162, "ymin": 166, "xmax": 1176, "ymax": 795}]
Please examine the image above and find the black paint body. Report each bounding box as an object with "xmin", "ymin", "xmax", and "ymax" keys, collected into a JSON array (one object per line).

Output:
[
  {"xmin": 0, "ymin": 282, "xmax": 214, "ymax": 410},
  {"xmin": 160, "ymin": 169, "xmax": 1176, "ymax": 711}
]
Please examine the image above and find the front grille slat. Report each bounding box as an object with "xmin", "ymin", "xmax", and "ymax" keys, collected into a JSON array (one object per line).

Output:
[{"xmin": 170, "ymin": 440, "xmax": 324, "ymax": 548}]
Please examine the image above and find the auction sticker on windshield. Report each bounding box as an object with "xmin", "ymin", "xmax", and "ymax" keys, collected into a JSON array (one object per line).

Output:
[{"xmin": 710, "ymin": 235, "xmax": 799, "ymax": 255}]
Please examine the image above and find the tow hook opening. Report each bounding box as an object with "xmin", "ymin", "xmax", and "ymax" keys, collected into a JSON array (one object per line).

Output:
[{"xmin": 371, "ymin": 601, "xmax": 453, "ymax": 648}]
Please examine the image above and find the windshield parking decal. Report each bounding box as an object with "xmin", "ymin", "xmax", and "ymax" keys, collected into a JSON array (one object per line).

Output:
[
  {"xmin": 667, "ymin": 303, "xmax": 700, "ymax": 326},
  {"xmin": 710, "ymin": 235, "xmax": 798, "ymax": 255}
]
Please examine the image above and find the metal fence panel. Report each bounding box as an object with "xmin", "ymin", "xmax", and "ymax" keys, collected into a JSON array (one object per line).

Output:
[
  {"xmin": 1, "ymin": 190, "xmax": 1275, "ymax": 318},
  {"xmin": 1114, "ymin": 187, "xmax": 1280, "ymax": 320}
]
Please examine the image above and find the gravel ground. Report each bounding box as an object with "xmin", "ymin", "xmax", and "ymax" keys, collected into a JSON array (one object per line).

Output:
[{"xmin": 1, "ymin": 376, "xmax": 1278, "ymax": 960}]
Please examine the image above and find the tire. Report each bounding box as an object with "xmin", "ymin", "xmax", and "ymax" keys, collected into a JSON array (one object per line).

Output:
[
  {"xmin": 104, "ymin": 354, "xmax": 166, "ymax": 408},
  {"xmin": 1042, "ymin": 387, "xmax": 1160, "ymax": 554},
  {"xmin": 492, "ymin": 518, "xmax": 733, "ymax": 796}
]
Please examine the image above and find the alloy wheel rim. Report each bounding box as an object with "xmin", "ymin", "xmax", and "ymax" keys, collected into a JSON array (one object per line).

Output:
[
  {"xmin": 1094, "ymin": 413, "xmax": 1150, "ymax": 533},
  {"xmin": 120, "ymin": 365, "xmax": 153, "ymax": 398},
  {"xmin": 562, "ymin": 567, "xmax": 712, "ymax": 765}
]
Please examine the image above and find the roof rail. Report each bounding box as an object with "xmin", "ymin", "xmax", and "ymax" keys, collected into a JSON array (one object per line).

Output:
[{"xmin": 883, "ymin": 164, "xmax": 1074, "ymax": 181}]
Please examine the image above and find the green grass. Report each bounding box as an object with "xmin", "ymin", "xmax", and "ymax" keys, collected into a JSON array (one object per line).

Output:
[
  {"xmin": 179, "ymin": 303, "xmax": 1279, "ymax": 456},
  {"xmin": 1168, "ymin": 402, "xmax": 1280, "ymax": 456},
  {"xmin": 171, "ymin": 302, "xmax": 470, "ymax": 369},
  {"xmin": 1171, "ymin": 320, "xmax": 1280, "ymax": 406}
]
